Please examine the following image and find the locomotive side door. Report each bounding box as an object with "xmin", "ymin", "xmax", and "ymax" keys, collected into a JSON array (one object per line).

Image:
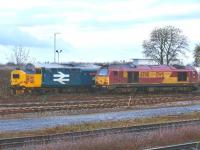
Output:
[
  {"xmin": 133, "ymin": 72, "xmax": 139, "ymax": 83},
  {"xmin": 128, "ymin": 72, "xmax": 139, "ymax": 83}
]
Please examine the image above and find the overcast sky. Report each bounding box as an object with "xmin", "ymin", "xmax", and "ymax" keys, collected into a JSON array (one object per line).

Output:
[{"xmin": 0, "ymin": 0, "xmax": 200, "ymax": 64}]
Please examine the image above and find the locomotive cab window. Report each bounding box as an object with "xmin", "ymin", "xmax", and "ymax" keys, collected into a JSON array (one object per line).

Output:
[
  {"xmin": 98, "ymin": 68, "xmax": 108, "ymax": 76},
  {"xmin": 13, "ymin": 74, "xmax": 19, "ymax": 79},
  {"xmin": 178, "ymin": 72, "xmax": 187, "ymax": 81}
]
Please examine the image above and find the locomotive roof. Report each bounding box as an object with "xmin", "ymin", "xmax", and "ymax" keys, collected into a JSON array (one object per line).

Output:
[
  {"xmin": 107, "ymin": 64, "xmax": 196, "ymax": 71},
  {"xmin": 34, "ymin": 63, "xmax": 71, "ymax": 68},
  {"xmin": 31, "ymin": 63, "xmax": 100, "ymax": 70}
]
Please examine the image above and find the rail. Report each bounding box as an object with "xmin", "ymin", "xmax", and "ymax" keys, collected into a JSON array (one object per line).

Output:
[
  {"xmin": 1, "ymin": 93, "xmax": 200, "ymax": 115},
  {"xmin": 146, "ymin": 141, "xmax": 200, "ymax": 150},
  {"xmin": 0, "ymin": 119, "xmax": 200, "ymax": 149}
]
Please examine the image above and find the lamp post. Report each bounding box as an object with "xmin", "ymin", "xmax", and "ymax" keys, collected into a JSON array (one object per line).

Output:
[
  {"xmin": 56, "ymin": 50, "xmax": 62, "ymax": 63},
  {"xmin": 54, "ymin": 32, "xmax": 60, "ymax": 63}
]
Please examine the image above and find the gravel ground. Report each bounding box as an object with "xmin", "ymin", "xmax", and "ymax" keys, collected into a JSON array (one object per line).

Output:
[
  {"xmin": 1, "ymin": 99, "xmax": 199, "ymax": 120},
  {"xmin": 0, "ymin": 104, "xmax": 200, "ymax": 132}
]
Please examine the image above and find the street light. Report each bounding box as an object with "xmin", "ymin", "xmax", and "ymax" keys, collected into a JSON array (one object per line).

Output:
[
  {"xmin": 54, "ymin": 32, "xmax": 61, "ymax": 63},
  {"xmin": 56, "ymin": 50, "xmax": 62, "ymax": 63}
]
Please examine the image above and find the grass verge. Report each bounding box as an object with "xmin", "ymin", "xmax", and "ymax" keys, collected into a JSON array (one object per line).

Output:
[
  {"xmin": 0, "ymin": 111, "xmax": 200, "ymax": 139},
  {"xmin": 37, "ymin": 125, "xmax": 200, "ymax": 150}
]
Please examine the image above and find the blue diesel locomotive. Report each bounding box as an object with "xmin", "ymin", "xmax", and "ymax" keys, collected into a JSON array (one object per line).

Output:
[{"xmin": 11, "ymin": 63, "xmax": 100, "ymax": 93}]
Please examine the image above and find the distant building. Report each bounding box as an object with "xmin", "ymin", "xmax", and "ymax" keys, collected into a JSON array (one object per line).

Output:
[
  {"xmin": 132, "ymin": 59, "xmax": 158, "ymax": 65},
  {"xmin": 132, "ymin": 59, "xmax": 183, "ymax": 65}
]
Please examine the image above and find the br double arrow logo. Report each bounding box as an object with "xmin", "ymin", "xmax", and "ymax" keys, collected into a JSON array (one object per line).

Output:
[{"xmin": 53, "ymin": 72, "xmax": 70, "ymax": 84}]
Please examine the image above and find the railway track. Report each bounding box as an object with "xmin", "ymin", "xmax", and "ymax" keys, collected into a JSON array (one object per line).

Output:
[
  {"xmin": 0, "ymin": 119, "xmax": 200, "ymax": 149},
  {"xmin": 1, "ymin": 94, "xmax": 200, "ymax": 115},
  {"xmin": 1, "ymin": 93, "xmax": 200, "ymax": 106},
  {"xmin": 2, "ymin": 92, "xmax": 200, "ymax": 104},
  {"xmin": 146, "ymin": 141, "xmax": 200, "ymax": 150}
]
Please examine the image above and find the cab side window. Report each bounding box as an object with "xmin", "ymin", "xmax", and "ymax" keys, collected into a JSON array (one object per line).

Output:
[
  {"xmin": 13, "ymin": 74, "xmax": 20, "ymax": 78},
  {"xmin": 98, "ymin": 69, "xmax": 108, "ymax": 76},
  {"xmin": 35, "ymin": 68, "xmax": 42, "ymax": 74},
  {"xmin": 178, "ymin": 72, "xmax": 187, "ymax": 81}
]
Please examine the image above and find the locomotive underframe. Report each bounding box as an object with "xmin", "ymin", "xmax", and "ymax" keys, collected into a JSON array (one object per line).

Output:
[
  {"xmin": 11, "ymin": 85, "xmax": 94, "ymax": 94},
  {"xmin": 98, "ymin": 83, "xmax": 198, "ymax": 93}
]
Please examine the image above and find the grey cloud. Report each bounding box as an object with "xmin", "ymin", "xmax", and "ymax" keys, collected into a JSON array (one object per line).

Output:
[
  {"xmin": 0, "ymin": 28, "xmax": 73, "ymax": 52},
  {"xmin": 0, "ymin": 28, "xmax": 50, "ymax": 47}
]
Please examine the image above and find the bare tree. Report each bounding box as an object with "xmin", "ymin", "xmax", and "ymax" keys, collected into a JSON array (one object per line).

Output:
[
  {"xmin": 194, "ymin": 43, "xmax": 200, "ymax": 67},
  {"xmin": 11, "ymin": 45, "xmax": 30, "ymax": 67},
  {"xmin": 142, "ymin": 26, "xmax": 188, "ymax": 65}
]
